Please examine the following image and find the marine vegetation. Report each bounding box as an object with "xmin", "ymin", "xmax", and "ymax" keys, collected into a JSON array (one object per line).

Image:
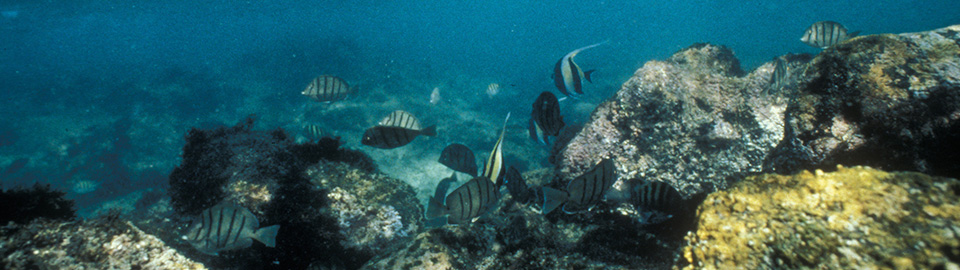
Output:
[{"xmin": 0, "ymin": 183, "xmax": 76, "ymax": 224}]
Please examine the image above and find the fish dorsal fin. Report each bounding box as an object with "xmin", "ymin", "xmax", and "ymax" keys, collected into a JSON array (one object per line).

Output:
[
  {"xmin": 567, "ymin": 40, "xmax": 609, "ymax": 58},
  {"xmin": 482, "ymin": 113, "xmax": 511, "ymax": 184}
]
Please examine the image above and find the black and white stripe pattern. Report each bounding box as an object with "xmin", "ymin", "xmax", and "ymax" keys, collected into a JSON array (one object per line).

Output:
[
  {"xmin": 481, "ymin": 113, "xmax": 510, "ymax": 185},
  {"xmin": 185, "ymin": 204, "xmax": 257, "ymax": 254},
  {"xmin": 770, "ymin": 57, "xmax": 789, "ymax": 90},
  {"xmin": 444, "ymin": 176, "xmax": 501, "ymax": 224},
  {"xmin": 361, "ymin": 126, "xmax": 421, "ymax": 149},
  {"xmin": 564, "ymin": 158, "xmax": 615, "ymax": 209},
  {"xmin": 302, "ymin": 75, "xmax": 351, "ymax": 102},
  {"xmin": 531, "ymin": 91, "xmax": 565, "ymax": 137},
  {"xmin": 801, "ymin": 21, "xmax": 853, "ymax": 49},
  {"xmin": 439, "ymin": 143, "xmax": 478, "ymax": 177},
  {"xmin": 631, "ymin": 181, "xmax": 683, "ymax": 215},
  {"xmin": 378, "ymin": 110, "xmax": 422, "ymax": 130}
]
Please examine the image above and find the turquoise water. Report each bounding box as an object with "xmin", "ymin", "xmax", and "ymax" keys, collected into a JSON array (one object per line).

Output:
[{"xmin": 0, "ymin": 0, "xmax": 957, "ymax": 217}]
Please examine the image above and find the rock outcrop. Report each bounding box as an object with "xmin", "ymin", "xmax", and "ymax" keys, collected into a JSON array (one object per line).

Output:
[{"xmin": 679, "ymin": 166, "xmax": 960, "ymax": 269}]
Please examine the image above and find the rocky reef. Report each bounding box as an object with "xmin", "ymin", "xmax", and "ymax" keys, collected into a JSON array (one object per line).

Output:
[
  {"xmin": 767, "ymin": 25, "xmax": 960, "ymax": 177},
  {"xmin": 0, "ymin": 215, "xmax": 205, "ymax": 269},
  {"xmin": 679, "ymin": 166, "xmax": 960, "ymax": 269},
  {"xmin": 165, "ymin": 117, "xmax": 420, "ymax": 269},
  {"xmin": 554, "ymin": 42, "xmax": 791, "ymax": 197}
]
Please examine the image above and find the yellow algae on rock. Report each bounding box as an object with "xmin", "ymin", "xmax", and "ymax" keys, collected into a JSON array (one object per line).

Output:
[{"xmin": 678, "ymin": 165, "xmax": 960, "ymax": 269}]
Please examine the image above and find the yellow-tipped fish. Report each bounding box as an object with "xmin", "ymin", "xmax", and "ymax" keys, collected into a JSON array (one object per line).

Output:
[
  {"xmin": 553, "ymin": 41, "xmax": 607, "ymax": 97},
  {"xmin": 481, "ymin": 112, "xmax": 510, "ymax": 185}
]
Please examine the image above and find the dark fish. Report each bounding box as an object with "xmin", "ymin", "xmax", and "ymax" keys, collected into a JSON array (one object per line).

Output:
[
  {"xmin": 769, "ymin": 57, "xmax": 789, "ymax": 90},
  {"xmin": 434, "ymin": 172, "xmax": 458, "ymax": 200},
  {"xmin": 800, "ymin": 21, "xmax": 860, "ymax": 49},
  {"xmin": 439, "ymin": 143, "xmax": 478, "ymax": 177},
  {"xmin": 302, "ymin": 124, "xmax": 334, "ymax": 142},
  {"xmin": 425, "ymin": 176, "xmax": 501, "ymax": 224},
  {"xmin": 542, "ymin": 158, "xmax": 616, "ymax": 214},
  {"xmin": 183, "ymin": 203, "xmax": 280, "ymax": 255},
  {"xmin": 553, "ymin": 41, "xmax": 606, "ymax": 97},
  {"xmin": 529, "ymin": 91, "xmax": 565, "ymax": 145},
  {"xmin": 629, "ymin": 179, "xmax": 684, "ymax": 216},
  {"xmin": 302, "ymin": 75, "xmax": 352, "ymax": 103},
  {"xmin": 481, "ymin": 113, "xmax": 511, "ymax": 185},
  {"xmin": 361, "ymin": 111, "xmax": 437, "ymax": 149},
  {"xmin": 505, "ymin": 166, "xmax": 534, "ymax": 203}
]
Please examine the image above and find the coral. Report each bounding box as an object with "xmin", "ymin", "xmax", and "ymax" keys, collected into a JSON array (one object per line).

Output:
[
  {"xmin": 0, "ymin": 216, "xmax": 205, "ymax": 269},
  {"xmin": 0, "ymin": 183, "xmax": 76, "ymax": 224},
  {"xmin": 678, "ymin": 165, "xmax": 960, "ymax": 269}
]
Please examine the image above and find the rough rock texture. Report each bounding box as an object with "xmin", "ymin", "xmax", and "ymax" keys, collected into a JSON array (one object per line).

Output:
[
  {"xmin": 165, "ymin": 118, "xmax": 420, "ymax": 269},
  {"xmin": 767, "ymin": 25, "xmax": 960, "ymax": 177},
  {"xmin": 305, "ymin": 160, "xmax": 422, "ymax": 255},
  {"xmin": 0, "ymin": 216, "xmax": 206, "ymax": 269},
  {"xmin": 679, "ymin": 166, "xmax": 960, "ymax": 269},
  {"xmin": 556, "ymin": 43, "xmax": 795, "ymax": 196}
]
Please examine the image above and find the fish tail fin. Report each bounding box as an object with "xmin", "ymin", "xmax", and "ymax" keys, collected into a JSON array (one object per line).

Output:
[
  {"xmin": 421, "ymin": 125, "xmax": 437, "ymax": 136},
  {"xmin": 425, "ymin": 196, "xmax": 447, "ymax": 219},
  {"xmin": 584, "ymin": 70, "xmax": 596, "ymax": 83},
  {"xmin": 541, "ymin": 187, "xmax": 568, "ymax": 214},
  {"xmin": 848, "ymin": 30, "xmax": 861, "ymax": 38},
  {"xmin": 253, "ymin": 225, "xmax": 280, "ymax": 248}
]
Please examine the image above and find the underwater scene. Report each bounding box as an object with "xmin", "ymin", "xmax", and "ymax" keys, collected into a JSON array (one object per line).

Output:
[{"xmin": 1, "ymin": 0, "xmax": 960, "ymax": 269}]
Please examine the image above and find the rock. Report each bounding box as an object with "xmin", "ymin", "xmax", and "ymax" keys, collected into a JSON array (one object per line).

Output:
[
  {"xmin": 0, "ymin": 216, "xmax": 206, "ymax": 269},
  {"xmin": 555, "ymin": 43, "xmax": 794, "ymax": 196},
  {"xmin": 678, "ymin": 165, "xmax": 960, "ymax": 269},
  {"xmin": 165, "ymin": 117, "xmax": 420, "ymax": 269},
  {"xmin": 767, "ymin": 24, "xmax": 960, "ymax": 177}
]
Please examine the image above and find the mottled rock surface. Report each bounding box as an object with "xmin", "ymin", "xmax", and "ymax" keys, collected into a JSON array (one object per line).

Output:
[
  {"xmin": 768, "ymin": 24, "xmax": 960, "ymax": 177},
  {"xmin": 679, "ymin": 166, "xmax": 960, "ymax": 269},
  {"xmin": 556, "ymin": 43, "xmax": 793, "ymax": 196},
  {"xmin": 164, "ymin": 118, "xmax": 421, "ymax": 269},
  {"xmin": 0, "ymin": 217, "xmax": 206, "ymax": 269}
]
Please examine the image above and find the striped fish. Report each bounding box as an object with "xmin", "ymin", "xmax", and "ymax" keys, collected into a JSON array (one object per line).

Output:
[
  {"xmin": 302, "ymin": 124, "xmax": 334, "ymax": 142},
  {"xmin": 182, "ymin": 203, "xmax": 280, "ymax": 255},
  {"xmin": 541, "ymin": 158, "xmax": 616, "ymax": 214},
  {"xmin": 629, "ymin": 180, "xmax": 684, "ymax": 216},
  {"xmin": 438, "ymin": 143, "xmax": 478, "ymax": 177},
  {"xmin": 302, "ymin": 75, "xmax": 352, "ymax": 103},
  {"xmin": 769, "ymin": 57, "xmax": 789, "ymax": 90},
  {"xmin": 553, "ymin": 41, "xmax": 606, "ymax": 97},
  {"xmin": 800, "ymin": 21, "xmax": 860, "ymax": 49},
  {"xmin": 361, "ymin": 110, "xmax": 437, "ymax": 149},
  {"xmin": 529, "ymin": 91, "xmax": 565, "ymax": 145},
  {"xmin": 481, "ymin": 113, "xmax": 511, "ymax": 185},
  {"xmin": 425, "ymin": 175, "xmax": 501, "ymax": 225}
]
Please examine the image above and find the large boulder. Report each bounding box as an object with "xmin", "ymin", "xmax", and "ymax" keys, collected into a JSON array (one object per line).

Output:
[
  {"xmin": 679, "ymin": 166, "xmax": 960, "ymax": 269},
  {"xmin": 766, "ymin": 25, "xmax": 960, "ymax": 176},
  {"xmin": 555, "ymin": 43, "xmax": 792, "ymax": 196}
]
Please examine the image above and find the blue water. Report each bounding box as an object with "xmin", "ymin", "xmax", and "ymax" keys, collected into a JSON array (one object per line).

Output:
[{"xmin": 0, "ymin": 0, "xmax": 957, "ymax": 215}]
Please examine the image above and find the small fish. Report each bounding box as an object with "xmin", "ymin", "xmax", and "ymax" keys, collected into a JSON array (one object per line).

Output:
[
  {"xmin": 480, "ymin": 113, "xmax": 511, "ymax": 185},
  {"xmin": 505, "ymin": 166, "xmax": 534, "ymax": 203},
  {"xmin": 800, "ymin": 21, "xmax": 860, "ymax": 49},
  {"xmin": 439, "ymin": 143, "xmax": 478, "ymax": 177},
  {"xmin": 71, "ymin": 180, "xmax": 99, "ymax": 194},
  {"xmin": 302, "ymin": 75, "xmax": 352, "ymax": 103},
  {"xmin": 486, "ymin": 83, "xmax": 500, "ymax": 98},
  {"xmin": 529, "ymin": 91, "xmax": 565, "ymax": 145},
  {"xmin": 553, "ymin": 41, "xmax": 607, "ymax": 97},
  {"xmin": 302, "ymin": 124, "xmax": 334, "ymax": 142},
  {"xmin": 629, "ymin": 179, "xmax": 684, "ymax": 217},
  {"xmin": 769, "ymin": 57, "xmax": 789, "ymax": 90},
  {"xmin": 425, "ymin": 175, "xmax": 501, "ymax": 224},
  {"xmin": 429, "ymin": 87, "xmax": 442, "ymax": 105},
  {"xmin": 182, "ymin": 203, "xmax": 280, "ymax": 255},
  {"xmin": 362, "ymin": 111, "xmax": 437, "ymax": 149},
  {"xmin": 541, "ymin": 158, "xmax": 616, "ymax": 214}
]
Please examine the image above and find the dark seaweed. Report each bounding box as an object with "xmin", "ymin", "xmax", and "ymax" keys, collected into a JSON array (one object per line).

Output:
[{"xmin": 0, "ymin": 183, "xmax": 77, "ymax": 224}]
